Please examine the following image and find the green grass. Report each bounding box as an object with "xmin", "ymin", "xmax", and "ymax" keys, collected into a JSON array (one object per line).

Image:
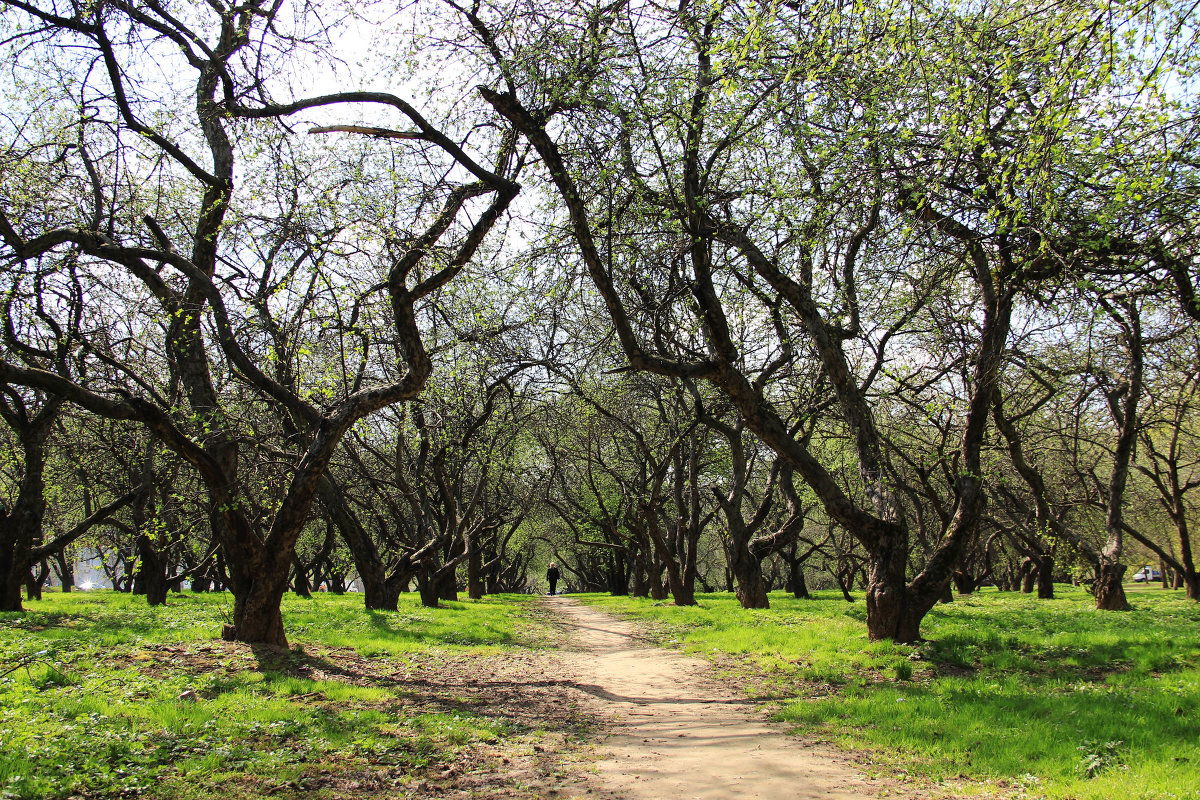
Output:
[
  {"xmin": 582, "ymin": 586, "xmax": 1200, "ymax": 800},
  {"xmin": 0, "ymin": 590, "xmax": 544, "ymax": 800}
]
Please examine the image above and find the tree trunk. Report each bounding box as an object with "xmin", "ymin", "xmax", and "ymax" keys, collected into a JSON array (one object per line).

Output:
[
  {"xmin": 368, "ymin": 581, "xmax": 403, "ymax": 611},
  {"xmin": 659, "ymin": 544, "xmax": 695, "ymax": 606},
  {"xmin": 356, "ymin": 563, "xmax": 394, "ymax": 609},
  {"xmin": 136, "ymin": 535, "xmax": 169, "ymax": 606},
  {"xmin": 607, "ymin": 552, "xmax": 629, "ymax": 596},
  {"xmin": 26, "ymin": 565, "xmax": 46, "ymax": 601},
  {"xmin": 221, "ymin": 553, "xmax": 290, "ymax": 647},
  {"xmin": 664, "ymin": 556, "xmax": 695, "ymax": 605},
  {"xmin": 952, "ymin": 570, "xmax": 974, "ymax": 595},
  {"xmin": 223, "ymin": 585, "xmax": 289, "ymax": 647},
  {"xmin": 54, "ymin": 551, "xmax": 74, "ymax": 592},
  {"xmin": 865, "ymin": 536, "xmax": 914, "ymax": 640},
  {"xmin": 320, "ymin": 481, "xmax": 400, "ymax": 610},
  {"xmin": 731, "ymin": 547, "xmax": 769, "ymax": 608},
  {"xmin": 1094, "ymin": 562, "xmax": 1130, "ymax": 611},
  {"xmin": 144, "ymin": 572, "xmax": 169, "ymax": 606},
  {"xmin": 1036, "ymin": 554, "xmax": 1055, "ymax": 599},
  {"xmin": 436, "ymin": 568, "xmax": 458, "ymax": 601},
  {"xmin": 1, "ymin": 471, "xmax": 47, "ymax": 612},
  {"xmin": 1020, "ymin": 558, "xmax": 1036, "ymax": 594},
  {"xmin": 292, "ymin": 558, "xmax": 312, "ymax": 598},
  {"xmin": 631, "ymin": 555, "xmax": 649, "ymax": 597},
  {"xmin": 467, "ymin": 547, "xmax": 483, "ymax": 600},
  {"xmin": 417, "ymin": 570, "xmax": 440, "ymax": 608},
  {"xmin": 939, "ymin": 582, "xmax": 953, "ymax": 603},
  {"xmin": 791, "ymin": 564, "xmax": 810, "ymax": 599},
  {"xmin": 833, "ymin": 568, "xmax": 854, "ymax": 602}
]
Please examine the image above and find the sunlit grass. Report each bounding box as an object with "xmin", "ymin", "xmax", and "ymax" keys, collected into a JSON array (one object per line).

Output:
[
  {"xmin": 582, "ymin": 586, "xmax": 1200, "ymax": 800},
  {"xmin": 0, "ymin": 590, "xmax": 545, "ymax": 800}
]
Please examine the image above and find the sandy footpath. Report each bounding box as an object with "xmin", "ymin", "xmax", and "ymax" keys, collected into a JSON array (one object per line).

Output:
[{"xmin": 547, "ymin": 596, "xmax": 892, "ymax": 800}]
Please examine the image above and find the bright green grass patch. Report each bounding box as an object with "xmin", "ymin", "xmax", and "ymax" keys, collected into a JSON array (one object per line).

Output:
[
  {"xmin": 582, "ymin": 586, "xmax": 1200, "ymax": 800},
  {"xmin": 0, "ymin": 590, "xmax": 543, "ymax": 800}
]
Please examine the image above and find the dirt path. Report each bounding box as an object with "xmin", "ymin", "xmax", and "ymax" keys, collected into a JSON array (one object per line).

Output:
[{"xmin": 549, "ymin": 596, "xmax": 886, "ymax": 800}]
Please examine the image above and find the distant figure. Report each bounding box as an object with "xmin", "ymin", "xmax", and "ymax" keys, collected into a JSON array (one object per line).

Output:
[{"xmin": 547, "ymin": 563, "xmax": 561, "ymax": 596}]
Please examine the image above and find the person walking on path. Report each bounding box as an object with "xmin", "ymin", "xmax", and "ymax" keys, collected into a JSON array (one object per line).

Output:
[{"xmin": 547, "ymin": 563, "xmax": 561, "ymax": 595}]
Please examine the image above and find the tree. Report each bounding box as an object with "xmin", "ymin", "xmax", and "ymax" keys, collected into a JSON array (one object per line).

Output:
[
  {"xmin": 0, "ymin": 0, "xmax": 518, "ymax": 643},
  {"xmin": 453, "ymin": 0, "xmax": 1197, "ymax": 638},
  {"xmin": 1134, "ymin": 333, "xmax": 1200, "ymax": 598}
]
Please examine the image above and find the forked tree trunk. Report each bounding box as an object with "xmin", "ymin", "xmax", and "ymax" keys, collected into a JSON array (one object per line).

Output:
[
  {"xmin": 319, "ymin": 481, "xmax": 400, "ymax": 610},
  {"xmin": 667, "ymin": 569, "xmax": 695, "ymax": 606},
  {"xmin": 223, "ymin": 579, "xmax": 289, "ymax": 647},
  {"xmin": 730, "ymin": 547, "xmax": 769, "ymax": 609},
  {"xmin": 27, "ymin": 565, "xmax": 47, "ymax": 600},
  {"xmin": 662, "ymin": 546, "xmax": 695, "ymax": 605},
  {"xmin": 372, "ymin": 580, "xmax": 405, "ymax": 610},
  {"xmin": 221, "ymin": 549, "xmax": 291, "ymax": 647},
  {"xmin": 360, "ymin": 567, "xmax": 398, "ymax": 610}
]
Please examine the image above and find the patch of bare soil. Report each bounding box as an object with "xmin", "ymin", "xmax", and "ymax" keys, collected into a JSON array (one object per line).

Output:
[{"xmin": 124, "ymin": 635, "xmax": 599, "ymax": 799}]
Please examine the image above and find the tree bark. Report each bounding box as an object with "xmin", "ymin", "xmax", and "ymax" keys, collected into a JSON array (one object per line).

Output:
[
  {"xmin": 1020, "ymin": 558, "xmax": 1036, "ymax": 594},
  {"xmin": 864, "ymin": 533, "xmax": 912, "ymax": 639},
  {"xmin": 292, "ymin": 557, "xmax": 312, "ymax": 598},
  {"xmin": 417, "ymin": 565, "xmax": 440, "ymax": 608},
  {"xmin": 467, "ymin": 546, "xmax": 483, "ymax": 600},
  {"xmin": 136, "ymin": 534, "xmax": 169, "ymax": 606},
  {"xmin": 222, "ymin": 562, "xmax": 290, "ymax": 646},
  {"xmin": 54, "ymin": 551, "xmax": 74, "ymax": 592},
  {"xmin": 436, "ymin": 568, "xmax": 457, "ymax": 602},
  {"xmin": 0, "ymin": 428, "xmax": 50, "ymax": 612},
  {"xmin": 791, "ymin": 566, "xmax": 810, "ymax": 599},
  {"xmin": 1095, "ymin": 562, "xmax": 1130, "ymax": 610},
  {"xmin": 731, "ymin": 546, "xmax": 769, "ymax": 608},
  {"xmin": 1036, "ymin": 554, "xmax": 1055, "ymax": 599}
]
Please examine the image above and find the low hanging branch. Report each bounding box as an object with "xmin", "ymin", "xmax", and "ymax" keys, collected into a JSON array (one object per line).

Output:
[
  {"xmin": 29, "ymin": 484, "xmax": 147, "ymax": 562},
  {"xmin": 308, "ymin": 125, "xmax": 424, "ymax": 140}
]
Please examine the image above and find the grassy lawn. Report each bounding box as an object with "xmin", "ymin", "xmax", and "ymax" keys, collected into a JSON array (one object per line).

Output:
[
  {"xmin": 581, "ymin": 585, "xmax": 1200, "ymax": 800},
  {"xmin": 0, "ymin": 591, "xmax": 554, "ymax": 800}
]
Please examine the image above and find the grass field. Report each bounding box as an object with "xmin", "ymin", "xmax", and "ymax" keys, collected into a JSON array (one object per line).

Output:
[
  {"xmin": 0, "ymin": 591, "xmax": 557, "ymax": 800},
  {"xmin": 582, "ymin": 585, "xmax": 1200, "ymax": 800},
  {"xmin": 5, "ymin": 586, "xmax": 1196, "ymax": 800}
]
